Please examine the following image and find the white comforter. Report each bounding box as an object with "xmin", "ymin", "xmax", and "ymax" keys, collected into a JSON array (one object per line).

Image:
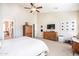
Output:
[{"xmin": 0, "ymin": 37, "xmax": 48, "ymax": 56}]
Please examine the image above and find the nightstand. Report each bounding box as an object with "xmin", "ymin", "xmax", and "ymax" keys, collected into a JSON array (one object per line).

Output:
[
  {"xmin": 72, "ymin": 39, "xmax": 79, "ymax": 55},
  {"xmin": 58, "ymin": 35, "xmax": 64, "ymax": 42}
]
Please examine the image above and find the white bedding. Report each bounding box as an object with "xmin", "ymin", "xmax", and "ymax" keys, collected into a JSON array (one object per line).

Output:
[{"xmin": 0, "ymin": 37, "xmax": 48, "ymax": 56}]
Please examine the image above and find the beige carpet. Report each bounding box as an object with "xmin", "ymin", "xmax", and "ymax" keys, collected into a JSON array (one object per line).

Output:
[{"xmin": 42, "ymin": 39, "xmax": 73, "ymax": 56}]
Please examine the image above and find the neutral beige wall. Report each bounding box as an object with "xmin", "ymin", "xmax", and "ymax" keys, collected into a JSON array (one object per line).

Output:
[
  {"xmin": 0, "ymin": 3, "xmax": 37, "ymax": 38},
  {"xmin": 0, "ymin": 3, "xmax": 79, "ymax": 39},
  {"xmin": 77, "ymin": 11, "xmax": 79, "ymax": 33},
  {"xmin": 0, "ymin": 4, "xmax": 4, "ymax": 39},
  {"xmin": 37, "ymin": 11, "xmax": 78, "ymax": 40}
]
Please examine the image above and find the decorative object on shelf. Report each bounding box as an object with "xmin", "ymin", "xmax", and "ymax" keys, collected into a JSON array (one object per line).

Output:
[
  {"xmin": 72, "ymin": 21, "xmax": 74, "ymax": 23},
  {"xmin": 40, "ymin": 25, "xmax": 43, "ymax": 32},
  {"xmin": 66, "ymin": 22, "xmax": 68, "ymax": 24},
  {"xmin": 25, "ymin": 22, "xmax": 28, "ymax": 26},
  {"xmin": 61, "ymin": 22, "xmax": 64, "ymax": 31},
  {"xmin": 66, "ymin": 25, "xmax": 69, "ymax": 27},
  {"xmin": 61, "ymin": 20, "xmax": 75, "ymax": 31},
  {"xmin": 41, "ymin": 29, "xmax": 43, "ymax": 32},
  {"xmin": 62, "ymin": 23, "xmax": 64, "ymax": 24},
  {"xmin": 72, "ymin": 28, "xmax": 74, "ymax": 30},
  {"xmin": 62, "ymin": 29, "xmax": 64, "ymax": 30},
  {"xmin": 66, "ymin": 28, "xmax": 69, "ymax": 30},
  {"xmin": 62, "ymin": 26, "xmax": 64, "ymax": 27},
  {"xmin": 41, "ymin": 25, "xmax": 43, "ymax": 28}
]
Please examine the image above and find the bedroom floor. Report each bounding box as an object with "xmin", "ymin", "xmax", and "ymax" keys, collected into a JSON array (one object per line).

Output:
[{"xmin": 42, "ymin": 39, "xmax": 76, "ymax": 56}]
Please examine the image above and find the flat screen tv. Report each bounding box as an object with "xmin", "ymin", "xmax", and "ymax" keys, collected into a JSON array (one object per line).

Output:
[{"xmin": 47, "ymin": 24, "xmax": 55, "ymax": 29}]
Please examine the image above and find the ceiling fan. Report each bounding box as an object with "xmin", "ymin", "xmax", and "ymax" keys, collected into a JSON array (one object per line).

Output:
[{"xmin": 24, "ymin": 3, "xmax": 42, "ymax": 13}]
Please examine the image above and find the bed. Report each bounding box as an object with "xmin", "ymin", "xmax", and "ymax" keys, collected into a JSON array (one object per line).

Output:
[{"xmin": 0, "ymin": 37, "xmax": 49, "ymax": 56}]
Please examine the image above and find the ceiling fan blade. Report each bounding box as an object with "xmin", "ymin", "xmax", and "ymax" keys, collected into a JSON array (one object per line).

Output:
[
  {"xmin": 30, "ymin": 11, "xmax": 33, "ymax": 13},
  {"xmin": 37, "ymin": 6, "xmax": 42, "ymax": 9},
  {"xmin": 30, "ymin": 3, "xmax": 34, "ymax": 6},
  {"xmin": 36, "ymin": 10, "xmax": 40, "ymax": 12},
  {"xmin": 24, "ymin": 7, "xmax": 31, "ymax": 9}
]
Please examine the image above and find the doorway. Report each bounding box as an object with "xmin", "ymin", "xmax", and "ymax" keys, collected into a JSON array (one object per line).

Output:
[{"xmin": 3, "ymin": 20, "xmax": 14, "ymax": 39}]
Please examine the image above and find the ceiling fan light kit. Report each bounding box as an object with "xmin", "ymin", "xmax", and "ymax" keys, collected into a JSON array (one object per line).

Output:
[
  {"xmin": 31, "ymin": 7, "xmax": 36, "ymax": 11},
  {"xmin": 24, "ymin": 3, "xmax": 42, "ymax": 13}
]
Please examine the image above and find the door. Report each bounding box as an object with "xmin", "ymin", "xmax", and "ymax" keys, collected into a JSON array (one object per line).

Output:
[{"xmin": 3, "ymin": 20, "xmax": 14, "ymax": 39}]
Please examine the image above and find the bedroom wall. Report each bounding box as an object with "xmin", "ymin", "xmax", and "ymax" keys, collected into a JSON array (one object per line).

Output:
[
  {"xmin": 0, "ymin": 4, "xmax": 3, "ymax": 39},
  {"xmin": 0, "ymin": 3, "xmax": 37, "ymax": 39},
  {"xmin": 0, "ymin": 3, "xmax": 78, "ymax": 40},
  {"xmin": 77, "ymin": 11, "xmax": 79, "ymax": 33},
  {"xmin": 37, "ymin": 11, "xmax": 78, "ymax": 40}
]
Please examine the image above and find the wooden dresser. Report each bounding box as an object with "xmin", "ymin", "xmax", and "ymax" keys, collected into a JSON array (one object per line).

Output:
[
  {"xmin": 43, "ymin": 31, "xmax": 58, "ymax": 41},
  {"xmin": 23, "ymin": 25, "xmax": 32, "ymax": 37},
  {"xmin": 72, "ymin": 41, "xmax": 79, "ymax": 55}
]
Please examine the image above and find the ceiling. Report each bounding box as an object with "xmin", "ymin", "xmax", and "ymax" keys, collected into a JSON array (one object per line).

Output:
[{"xmin": 22, "ymin": 3, "xmax": 79, "ymax": 13}]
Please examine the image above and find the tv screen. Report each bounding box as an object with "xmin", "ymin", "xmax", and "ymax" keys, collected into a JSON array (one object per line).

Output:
[{"xmin": 47, "ymin": 24, "xmax": 55, "ymax": 29}]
